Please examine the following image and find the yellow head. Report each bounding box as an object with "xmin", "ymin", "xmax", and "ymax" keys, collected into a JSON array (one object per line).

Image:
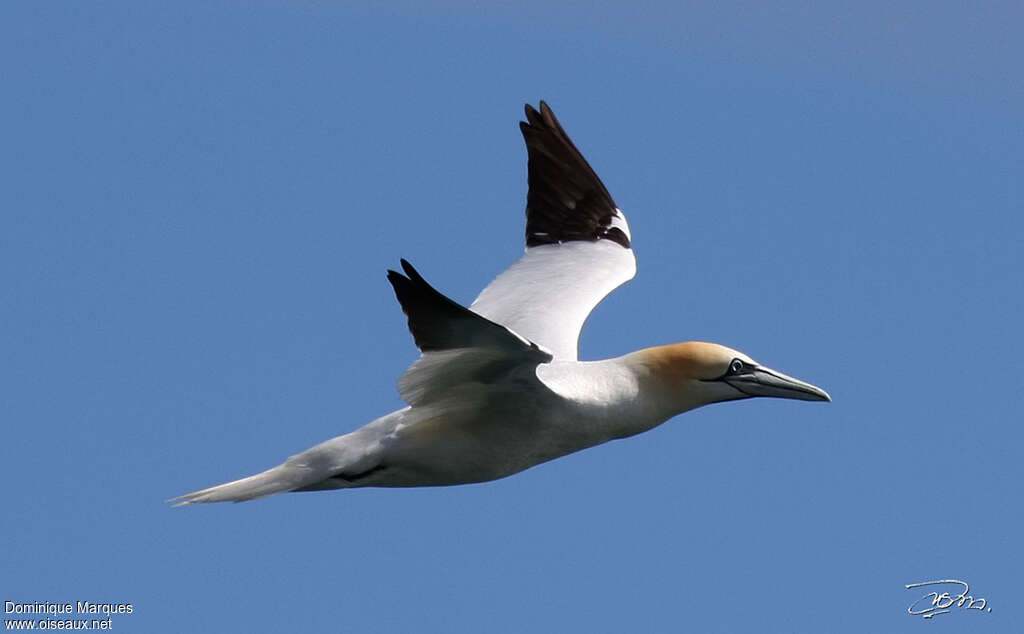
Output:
[{"xmin": 630, "ymin": 341, "xmax": 830, "ymax": 411}]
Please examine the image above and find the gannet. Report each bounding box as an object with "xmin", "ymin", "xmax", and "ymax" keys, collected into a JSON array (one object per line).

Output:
[{"xmin": 172, "ymin": 101, "xmax": 829, "ymax": 506}]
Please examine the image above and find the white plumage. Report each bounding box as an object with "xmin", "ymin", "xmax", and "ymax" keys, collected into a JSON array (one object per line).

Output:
[
  {"xmin": 471, "ymin": 239, "xmax": 636, "ymax": 361},
  {"xmin": 171, "ymin": 102, "xmax": 828, "ymax": 506}
]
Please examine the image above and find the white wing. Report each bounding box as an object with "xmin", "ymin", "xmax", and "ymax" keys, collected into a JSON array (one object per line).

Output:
[
  {"xmin": 471, "ymin": 241, "xmax": 635, "ymax": 360},
  {"xmin": 470, "ymin": 102, "xmax": 637, "ymax": 360}
]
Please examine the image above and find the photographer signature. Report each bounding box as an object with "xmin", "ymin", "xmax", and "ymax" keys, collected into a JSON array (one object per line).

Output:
[{"xmin": 905, "ymin": 579, "xmax": 991, "ymax": 619}]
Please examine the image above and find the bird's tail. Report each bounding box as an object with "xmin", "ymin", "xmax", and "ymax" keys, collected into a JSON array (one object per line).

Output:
[
  {"xmin": 169, "ymin": 461, "xmax": 332, "ymax": 506},
  {"xmin": 171, "ymin": 414, "xmax": 397, "ymax": 506}
]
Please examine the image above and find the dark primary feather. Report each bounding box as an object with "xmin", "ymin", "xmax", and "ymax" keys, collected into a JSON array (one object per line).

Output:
[
  {"xmin": 520, "ymin": 101, "xmax": 630, "ymax": 249},
  {"xmin": 387, "ymin": 259, "xmax": 553, "ymax": 361}
]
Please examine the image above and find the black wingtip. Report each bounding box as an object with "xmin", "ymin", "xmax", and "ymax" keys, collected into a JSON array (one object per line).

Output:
[
  {"xmin": 539, "ymin": 100, "xmax": 552, "ymax": 118},
  {"xmin": 386, "ymin": 269, "xmax": 408, "ymax": 299},
  {"xmin": 522, "ymin": 101, "xmax": 560, "ymax": 131},
  {"xmin": 400, "ymin": 259, "xmax": 428, "ymax": 285},
  {"xmin": 518, "ymin": 101, "xmax": 629, "ymax": 249},
  {"xmin": 387, "ymin": 259, "xmax": 421, "ymax": 281},
  {"xmin": 385, "ymin": 256, "xmax": 550, "ymax": 357},
  {"xmin": 522, "ymin": 101, "xmax": 551, "ymax": 127}
]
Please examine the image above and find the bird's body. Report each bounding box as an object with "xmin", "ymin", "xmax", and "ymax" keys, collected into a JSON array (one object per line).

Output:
[{"xmin": 172, "ymin": 102, "xmax": 829, "ymax": 506}]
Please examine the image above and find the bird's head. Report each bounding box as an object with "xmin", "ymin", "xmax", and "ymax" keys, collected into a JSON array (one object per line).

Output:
[{"xmin": 630, "ymin": 341, "xmax": 830, "ymax": 412}]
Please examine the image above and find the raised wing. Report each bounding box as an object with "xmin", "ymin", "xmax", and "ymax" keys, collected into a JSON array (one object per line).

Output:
[
  {"xmin": 387, "ymin": 259, "xmax": 553, "ymax": 406},
  {"xmin": 470, "ymin": 102, "xmax": 637, "ymax": 361}
]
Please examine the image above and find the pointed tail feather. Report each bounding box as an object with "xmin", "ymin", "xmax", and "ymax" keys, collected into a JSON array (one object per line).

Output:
[{"xmin": 169, "ymin": 462, "xmax": 333, "ymax": 506}]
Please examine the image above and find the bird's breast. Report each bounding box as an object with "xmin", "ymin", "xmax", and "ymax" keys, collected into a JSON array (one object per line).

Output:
[{"xmin": 375, "ymin": 392, "xmax": 609, "ymax": 485}]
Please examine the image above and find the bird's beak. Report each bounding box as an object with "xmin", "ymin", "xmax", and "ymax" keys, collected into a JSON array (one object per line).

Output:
[{"xmin": 725, "ymin": 365, "xmax": 831, "ymax": 402}]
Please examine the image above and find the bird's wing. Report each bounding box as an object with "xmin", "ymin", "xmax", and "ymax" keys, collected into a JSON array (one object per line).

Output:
[
  {"xmin": 469, "ymin": 101, "xmax": 637, "ymax": 361},
  {"xmin": 387, "ymin": 259, "xmax": 552, "ymax": 406}
]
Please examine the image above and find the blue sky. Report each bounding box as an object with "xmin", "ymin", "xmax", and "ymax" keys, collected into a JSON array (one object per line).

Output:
[{"xmin": 2, "ymin": 2, "xmax": 1021, "ymax": 631}]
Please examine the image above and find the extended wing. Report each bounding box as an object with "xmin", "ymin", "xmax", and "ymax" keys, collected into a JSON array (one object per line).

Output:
[
  {"xmin": 387, "ymin": 259, "xmax": 552, "ymax": 406},
  {"xmin": 470, "ymin": 102, "xmax": 637, "ymax": 361}
]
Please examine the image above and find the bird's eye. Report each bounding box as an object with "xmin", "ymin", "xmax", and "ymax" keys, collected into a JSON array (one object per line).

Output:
[{"xmin": 730, "ymin": 359, "xmax": 744, "ymax": 374}]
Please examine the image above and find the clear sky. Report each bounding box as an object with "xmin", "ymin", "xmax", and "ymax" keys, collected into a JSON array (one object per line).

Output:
[{"xmin": 3, "ymin": 2, "xmax": 1022, "ymax": 632}]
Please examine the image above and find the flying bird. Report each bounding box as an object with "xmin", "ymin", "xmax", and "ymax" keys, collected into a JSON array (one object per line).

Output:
[{"xmin": 172, "ymin": 102, "xmax": 829, "ymax": 506}]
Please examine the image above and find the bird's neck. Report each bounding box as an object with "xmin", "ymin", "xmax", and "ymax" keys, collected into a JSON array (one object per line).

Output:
[{"xmin": 538, "ymin": 355, "xmax": 711, "ymax": 441}]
